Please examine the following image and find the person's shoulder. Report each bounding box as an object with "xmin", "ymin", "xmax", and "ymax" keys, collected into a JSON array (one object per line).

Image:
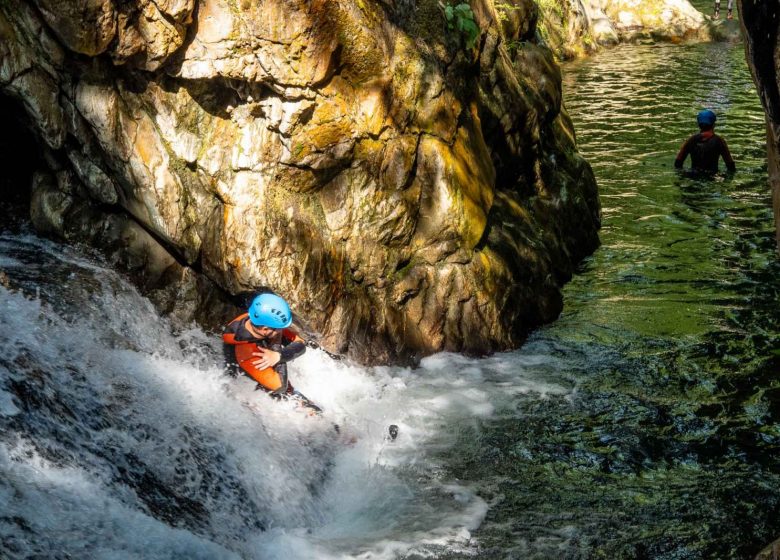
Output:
[
  {"xmin": 282, "ymin": 327, "xmax": 303, "ymax": 341},
  {"xmin": 224, "ymin": 313, "xmax": 249, "ymax": 333}
]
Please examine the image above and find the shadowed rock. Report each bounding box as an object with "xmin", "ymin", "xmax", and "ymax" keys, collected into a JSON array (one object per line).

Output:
[{"xmin": 738, "ymin": 0, "xmax": 780, "ymax": 255}]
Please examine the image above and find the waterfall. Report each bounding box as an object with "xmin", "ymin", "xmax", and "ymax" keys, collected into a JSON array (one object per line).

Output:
[{"xmin": 1, "ymin": 229, "xmax": 567, "ymax": 558}]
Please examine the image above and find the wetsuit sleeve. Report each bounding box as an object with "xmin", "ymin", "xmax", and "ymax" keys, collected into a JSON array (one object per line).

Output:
[
  {"xmin": 675, "ymin": 136, "xmax": 694, "ymax": 168},
  {"xmin": 222, "ymin": 317, "xmax": 243, "ymax": 345},
  {"xmin": 278, "ymin": 329, "xmax": 306, "ymax": 363},
  {"xmin": 222, "ymin": 320, "xmax": 241, "ymax": 376},
  {"xmin": 719, "ymin": 137, "xmax": 736, "ymax": 172}
]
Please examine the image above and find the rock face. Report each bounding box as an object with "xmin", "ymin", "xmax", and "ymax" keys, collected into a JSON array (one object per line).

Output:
[
  {"xmin": 755, "ymin": 538, "xmax": 780, "ymax": 560},
  {"xmin": 0, "ymin": 0, "xmax": 600, "ymax": 364},
  {"xmin": 537, "ymin": 0, "xmax": 714, "ymax": 59},
  {"xmin": 739, "ymin": 0, "xmax": 780, "ymax": 254}
]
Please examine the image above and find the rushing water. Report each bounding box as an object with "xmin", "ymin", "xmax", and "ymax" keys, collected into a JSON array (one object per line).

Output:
[{"xmin": 1, "ymin": 37, "xmax": 779, "ymax": 560}]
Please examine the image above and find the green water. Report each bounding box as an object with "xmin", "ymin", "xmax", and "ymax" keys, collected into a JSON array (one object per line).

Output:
[{"xmin": 449, "ymin": 39, "xmax": 780, "ymax": 559}]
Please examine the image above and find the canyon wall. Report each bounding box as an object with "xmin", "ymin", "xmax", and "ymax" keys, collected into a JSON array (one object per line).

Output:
[
  {"xmin": 738, "ymin": 0, "xmax": 780, "ymax": 254},
  {"xmin": 0, "ymin": 0, "xmax": 601, "ymax": 364}
]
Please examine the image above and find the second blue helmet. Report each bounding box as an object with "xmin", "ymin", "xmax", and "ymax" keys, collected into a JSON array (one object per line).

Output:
[
  {"xmin": 697, "ymin": 109, "xmax": 717, "ymax": 127},
  {"xmin": 248, "ymin": 293, "xmax": 292, "ymax": 328}
]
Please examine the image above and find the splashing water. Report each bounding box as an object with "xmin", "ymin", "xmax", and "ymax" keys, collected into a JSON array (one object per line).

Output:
[{"xmin": 0, "ymin": 229, "xmax": 568, "ymax": 559}]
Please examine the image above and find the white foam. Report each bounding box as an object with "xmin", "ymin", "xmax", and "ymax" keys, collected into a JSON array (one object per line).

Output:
[
  {"xmin": 0, "ymin": 386, "xmax": 19, "ymax": 416},
  {"xmin": 0, "ymin": 233, "xmax": 575, "ymax": 558},
  {"xmin": 0, "ymin": 440, "xmax": 239, "ymax": 559}
]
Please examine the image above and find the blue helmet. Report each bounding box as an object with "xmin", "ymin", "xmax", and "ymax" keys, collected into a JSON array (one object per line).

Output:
[
  {"xmin": 248, "ymin": 293, "xmax": 292, "ymax": 328},
  {"xmin": 697, "ymin": 109, "xmax": 717, "ymax": 127}
]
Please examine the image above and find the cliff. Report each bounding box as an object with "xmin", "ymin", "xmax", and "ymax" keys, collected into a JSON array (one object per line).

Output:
[
  {"xmin": 0, "ymin": 0, "xmax": 601, "ymax": 364},
  {"xmin": 739, "ymin": 0, "xmax": 780, "ymax": 254}
]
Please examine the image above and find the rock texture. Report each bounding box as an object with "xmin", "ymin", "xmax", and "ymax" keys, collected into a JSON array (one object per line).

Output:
[
  {"xmin": 739, "ymin": 0, "xmax": 780, "ymax": 254},
  {"xmin": 536, "ymin": 0, "xmax": 715, "ymax": 59},
  {"xmin": 755, "ymin": 538, "xmax": 780, "ymax": 560},
  {"xmin": 0, "ymin": 0, "xmax": 601, "ymax": 364}
]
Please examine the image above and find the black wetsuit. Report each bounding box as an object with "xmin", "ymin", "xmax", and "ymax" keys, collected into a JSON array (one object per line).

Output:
[{"xmin": 675, "ymin": 130, "xmax": 735, "ymax": 174}]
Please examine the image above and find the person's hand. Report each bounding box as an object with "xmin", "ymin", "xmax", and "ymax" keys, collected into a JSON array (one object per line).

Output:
[{"xmin": 251, "ymin": 348, "xmax": 280, "ymax": 370}]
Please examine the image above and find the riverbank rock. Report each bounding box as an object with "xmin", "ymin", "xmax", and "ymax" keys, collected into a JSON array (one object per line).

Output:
[
  {"xmin": 0, "ymin": 0, "xmax": 600, "ymax": 364},
  {"xmin": 537, "ymin": 0, "xmax": 718, "ymax": 59},
  {"xmin": 755, "ymin": 538, "xmax": 780, "ymax": 560},
  {"xmin": 738, "ymin": 0, "xmax": 780, "ymax": 255}
]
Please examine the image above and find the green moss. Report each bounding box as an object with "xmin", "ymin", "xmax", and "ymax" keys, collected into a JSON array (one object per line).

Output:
[
  {"xmin": 536, "ymin": 0, "xmax": 564, "ymax": 23},
  {"xmin": 392, "ymin": 256, "xmax": 417, "ymax": 279},
  {"xmin": 408, "ymin": 0, "xmax": 449, "ymax": 43},
  {"xmin": 263, "ymin": 177, "xmax": 329, "ymax": 233},
  {"xmin": 495, "ymin": 2, "xmax": 522, "ymax": 22}
]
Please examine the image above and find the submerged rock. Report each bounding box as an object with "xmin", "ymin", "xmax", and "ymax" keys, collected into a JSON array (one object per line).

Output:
[{"xmin": 0, "ymin": 0, "xmax": 601, "ymax": 364}]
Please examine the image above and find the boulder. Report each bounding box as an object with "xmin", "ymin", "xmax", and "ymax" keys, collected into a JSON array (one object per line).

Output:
[{"xmin": 1, "ymin": 0, "xmax": 601, "ymax": 364}]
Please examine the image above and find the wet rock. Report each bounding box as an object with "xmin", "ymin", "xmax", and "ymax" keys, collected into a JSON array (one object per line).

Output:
[
  {"xmin": 0, "ymin": 0, "xmax": 602, "ymax": 364},
  {"xmin": 756, "ymin": 538, "xmax": 780, "ymax": 560},
  {"xmin": 738, "ymin": 0, "xmax": 780, "ymax": 254}
]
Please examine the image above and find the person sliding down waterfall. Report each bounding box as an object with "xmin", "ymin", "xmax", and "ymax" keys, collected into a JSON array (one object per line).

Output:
[
  {"xmin": 223, "ymin": 293, "xmax": 400, "ymax": 442},
  {"xmin": 223, "ymin": 292, "xmax": 321, "ymax": 414},
  {"xmin": 674, "ymin": 109, "xmax": 736, "ymax": 176}
]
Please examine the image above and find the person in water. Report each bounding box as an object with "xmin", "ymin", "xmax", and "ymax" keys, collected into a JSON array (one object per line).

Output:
[
  {"xmin": 674, "ymin": 109, "xmax": 736, "ymax": 175},
  {"xmin": 713, "ymin": 0, "xmax": 733, "ymax": 20},
  {"xmin": 223, "ymin": 292, "xmax": 320, "ymax": 412}
]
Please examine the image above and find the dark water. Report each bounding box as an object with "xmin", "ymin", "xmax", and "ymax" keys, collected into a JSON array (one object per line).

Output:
[{"xmin": 447, "ymin": 40, "xmax": 780, "ymax": 559}]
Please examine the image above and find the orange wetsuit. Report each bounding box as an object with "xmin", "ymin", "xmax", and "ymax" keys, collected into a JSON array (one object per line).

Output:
[{"xmin": 222, "ymin": 313, "xmax": 306, "ymax": 394}]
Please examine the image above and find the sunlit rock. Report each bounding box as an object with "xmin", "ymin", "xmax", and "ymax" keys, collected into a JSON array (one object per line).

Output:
[
  {"xmin": 0, "ymin": 0, "xmax": 602, "ymax": 364},
  {"xmin": 538, "ymin": 0, "xmax": 713, "ymax": 59},
  {"xmin": 31, "ymin": 0, "xmax": 117, "ymax": 56}
]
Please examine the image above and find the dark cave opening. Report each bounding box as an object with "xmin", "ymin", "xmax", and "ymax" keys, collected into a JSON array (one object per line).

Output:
[{"xmin": 0, "ymin": 94, "xmax": 43, "ymax": 211}]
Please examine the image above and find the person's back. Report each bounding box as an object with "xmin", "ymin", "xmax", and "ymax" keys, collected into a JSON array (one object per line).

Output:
[{"xmin": 675, "ymin": 109, "xmax": 735, "ymax": 175}]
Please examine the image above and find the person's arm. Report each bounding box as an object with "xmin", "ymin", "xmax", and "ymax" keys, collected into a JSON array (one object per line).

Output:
[
  {"xmin": 674, "ymin": 136, "xmax": 693, "ymax": 169},
  {"xmin": 222, "ymin": 319, "xmax": 242, "ymax": 377},
  {"xmin": 250, "ymin": 329, "xmax": 306, "ymax": 370},
  {"xmin": 278, "ymin": 329, "xmax": 306, "ymax": 363},
  {"xmin": 720, "ymin": 137, "xmax": 736, "ymax": 172}
]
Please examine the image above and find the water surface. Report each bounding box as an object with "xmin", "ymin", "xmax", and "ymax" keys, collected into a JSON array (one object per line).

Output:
[{"xmin": 449, "ymin": 39, "xmax": 780, "ymax": 559}]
